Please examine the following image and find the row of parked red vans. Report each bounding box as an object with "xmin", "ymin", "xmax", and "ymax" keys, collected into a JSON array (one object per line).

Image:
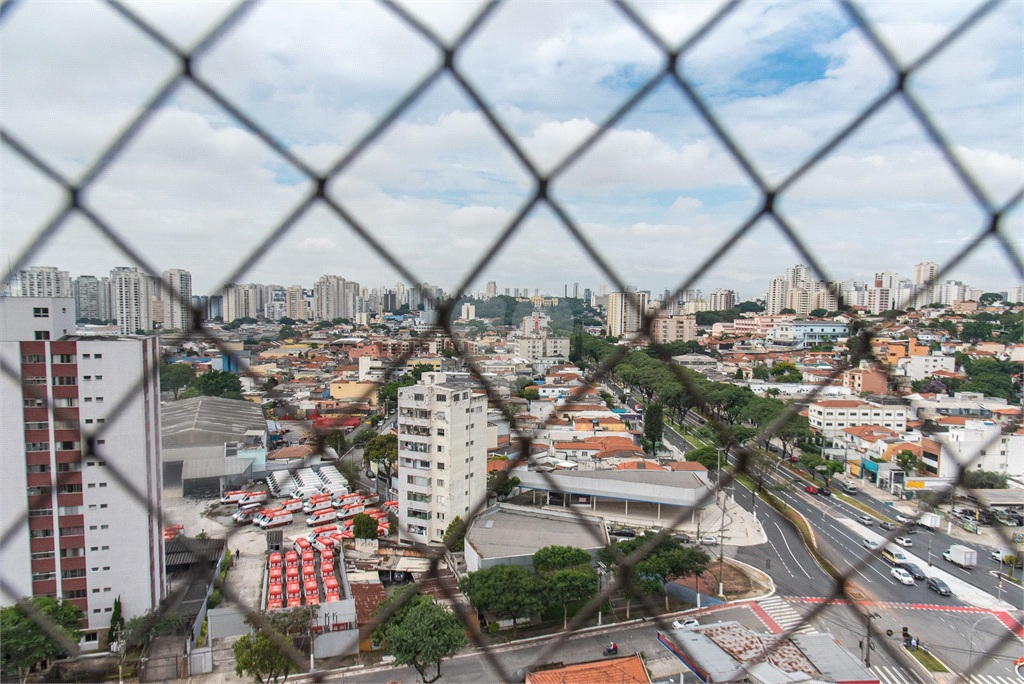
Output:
[{"xmin": 266, "ymin": 536, "xmax": 344, "ymax": 609}]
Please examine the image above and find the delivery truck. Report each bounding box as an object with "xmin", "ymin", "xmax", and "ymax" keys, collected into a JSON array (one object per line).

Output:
[
  {"xmin": 916, "ymin": 512, "xmax": 941, "ymax": 530},
  {"xmin": 943, "ymin": 544, "xmax": 977, "ymax": 568}
]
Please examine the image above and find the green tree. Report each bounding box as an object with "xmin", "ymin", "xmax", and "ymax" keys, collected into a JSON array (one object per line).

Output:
[
  {"xmin": 895, "ymin": 449, "xmax": 918, "ymax": 473},
  {"xmin": 232, "ymin": 631, "xmax": 293, "ymax": 684},
  {"xmin": 487, "ymin": 471, "xmax": 520, "ymax": 501},
  {"xmin": 963, "ymin": 470, "xmax": 1009, "ymax": 489},
  {"xmin": 532, "ymin": 545, "xmax": 591, "ymax": 574},
  {"xmin": 598, "ymin": 533, "xmax": 709, "ymax": 616},
  {"xmin": 326, "ymin": 430, "xmax": 350, "ymax": 456},
  {"xmin": 160, "ymin": 363, "xmax": 195, "ymax": 399},
  {"xmin": 373, "ymin": 588, "xmax": 466, "ymax": 684},
  {"xmin": 443, "ymin": 516, "xmax": 466, "ymax": 552},
  {"xmin": 277, "ymin": 326, "xmax": 297, "ymax": 340},
  {"xmin": 513, "ymin": 376, "xmax": 534, "ymax": 394},
  {"xmin": 752, "ymin": 366, "xmax": 770, "ymax": 380},
  {"xmin": 521, "ymin": 389, "xmax": 540, "ymax": 401},
  {"xmin": 363, "ymin": 434, "xmax": 398, "ymax": 481},
  {"xmin": 352, "ymin": 513, "xmax": 379, "ymax": 539},
  {"xmin": 545, "ymin": 565, "xmax": 599, "ymax": 629},
  {"xmin": 458, "ymin": 564, "xmax": 546, "ymax": 637},
  {"xmin": 352, "ymin": 429, "xmax": 375, "ymax": 449},
  {"xmin": 643, "ymin": 403, "xmax": 664, "ymax": 454},
  {"xmin": 979, "ymin": 292, "xmax": 1002, "ymax": 306},
  {"xmin": 339, "ymin": 460, "xmax": 361, "ymax": 490},
  {"xmin": 809, "ymin": 308, "xmax": 828, "ymax": 317},
  {"xmin": 107, "ymin": 596, "xmax": 124, "ymax": 646},
  {"xmin": 686, "ymin": 445, "xmax": 720, "ymax": 470},
  {"xmin": 187, "ymin": 370, "xmax": 242, "ymax": 398},
  {"xmin": 1, "ymin": 597, "xmax": 83, "ymax": 683}
]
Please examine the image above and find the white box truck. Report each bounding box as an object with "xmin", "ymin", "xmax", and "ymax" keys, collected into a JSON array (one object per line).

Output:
[
  {"xmin": 917, "ymin": 512, "xmax": 941, "ymax": 530},
  {"xmin": 943, "ymin": 544, "xmax": 977, "ymax": 568}
]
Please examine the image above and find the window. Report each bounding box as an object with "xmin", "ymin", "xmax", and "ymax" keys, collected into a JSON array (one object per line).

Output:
[
  {"xmin": 59, "ymin": 527, "xmax": 85, "ymax": 536},
  {"xmin": 54, "ymin": 398, "xmax": 77, "ymax": 407},
  {"xmin": 58, "ymin": 484, "xmax": 82, "ymax": 494},
  {"xmin": 57, "ymin": 462, "xmax": 81, "ymax": 472},
  {"xmin": 96, "ymin": 439, "xmax": 105, "ymax": 445},
  {"xmin": 22, "ymin": 376, "xmax": 46, "ymax": 385},
  {"xmin": 96, "ymin": 418, "xmax": 105, "ymax": 424},
  {"xmin": 60, "ymin": 548, "xmax": 85, "ymax": 558},
  {"xmin": 25, "ymin": 421, "xmax": 49, "ymax": 430},
  {"xmin": 27, "ymin": 464, "xmax": 51, "ymax": 473},
  {"xmin": 53, "ymin": 354, "xmax": 75, "ymax": 364},
  {"xmin": 436, "ymin": 428, "xmax": 445, "ymax": 436},
  {"xmin": 436, "ymin": 512, "xmax": 445, "ymax": 520},
  {"xmin": 54, "ymin": 419, "xmax": 79, "ymax": 430},
  {"xmin": 437, "ymin": 446, "xmax": 443, "ymax": 452},
  {"xmin": 84, "ymin": 397, "xmax": 93, "ymax": 402},
  {"xmin": 87, "ymin": 483, "xmax": 95, "ymax": 489},
  {"xmin": 27, "ymin": 486, "xmax": 52, "ymax": 496},
  {"xmin": 33, "ymin": 307, "xmax": 49, "ymax": 318},
  {"xmin": 32, "ymin": 572, "xmax": 56, "ymax": 581},
  {"xmin": 29, "ymin": 529, "xmax": 54, "ymax": 539},
  {"xmin": 103, "ymin": 587, "xmax": 111, "ymax": 592},
  {"xmin": 29, "ymin": 508, "xmax": 53, "ymax": 518},
  {"xmin": 92, "ymin": 588, "xmax": 100, "ymax": 594},
  {"xmin": 82, "ymin": 376, "xmax": 92, "ymax": 381},
  {"xmin": 23, "ymin": 398, "xmax": 46, "ymax": 408},
  {"xmin": 94, "ymin": 354, "xmax": 101, "ymax": 359},
  {"xmin": 89, "ymin": 526, "xmax": 97, "ymax": 531},
  {"xmin": 82, "ymin": 354, "xmax": 90, "ymax": 359},
  {"xmin": 26, "ymin": 442, "xmax": 49, "ymax": 452},
  {"xmin": 90, "ymin": 546, "xmax": 98, "ymax": 551},
  {"xmin": 436, "ymin": 479, "xmax": 444, "ymax": 487},
  {"xmin": 31, "ymin": 551, "xmax": 55, "ymax": 560},
  {"xmin": 95, "ymin": 397, "xmax": 103, "ymax": 403},
  {"xmin": 414, "ymin": 393, "xmax": 424, "ymax": 401},
  {"xmin": 98, "ymin": 482, "xmax": 107, "ymax": 488},
  {"xmin": 34, "ymin": 331, "xmax": 50, "ymax": 340},
  {"xmin": 437, "ymin": 394, "xmax": 447, "ymax": 402},
  {"xmin": 104, "ymin": 607, "xmax": 112, "ymax": 612},
  {"xmin": 102, "ymin": 566, "xmax": 110, "ymax": 571},
  {"xmin": 58, "ymin": 505, "xmax": 82, "ymax": 515},
  {"xmin": 101, "ymin": 546, "xmax": 108, "ymax": 551},
  {"xmin": 53, "ymin": 376, "xmax": 77, "ymax": 386},
  {"xmin": 22, "ymin": 354, "xmax": 46, "ymax": 363},
  {"xmin": 100, "ymin": 525, "xmax": 108, "ymax": 530},
  {"xmin": 100, "ymin": 504, "xmax": 107, "ymax": 509},
  {"xmin": 85, "ymin": 419, "xmax": 93, "ymax": 424},
  {"xmin": 94, "ymin": 375, "xmax": 102, "ymax": 380},
  {"xmin": 61, "ymin": 568, "xmax": 87, "ymax": 579},
  {"xmin": 437, "ymin": 462, "xmax": 444, "ymax": 470}
]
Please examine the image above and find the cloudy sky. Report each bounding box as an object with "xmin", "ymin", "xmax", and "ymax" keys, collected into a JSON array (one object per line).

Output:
[{"xmin": 2, "ymin": 0, "xmax": 1021, "ymax": 300}]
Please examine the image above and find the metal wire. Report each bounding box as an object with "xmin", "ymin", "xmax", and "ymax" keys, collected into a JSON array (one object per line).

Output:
[{"xmin": 2, "ymin": 0, "xmax": 1022, "ymax": 682}]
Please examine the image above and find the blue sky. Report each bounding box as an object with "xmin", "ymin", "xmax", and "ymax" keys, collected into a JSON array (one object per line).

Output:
[{"xmin": 2, "ymin": 0, "xmax": 1021, "ymax": 300}]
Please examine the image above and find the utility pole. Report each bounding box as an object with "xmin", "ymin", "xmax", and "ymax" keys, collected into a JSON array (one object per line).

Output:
[
  {"xmin": 116, "ymin": 622, "xmax": 125, "ymax": 684},
  {"xmin": 718, "ymin": 447, "xmax": 725, "ymax": 597},
  {"xmin": 861, "ymin": 612, "xmax": 880, "ymax": 667}
]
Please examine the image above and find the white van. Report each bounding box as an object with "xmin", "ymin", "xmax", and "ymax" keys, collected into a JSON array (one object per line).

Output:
[{"xmin": 306, "ymin": 509, "xmax": 338, "ymax": 526}]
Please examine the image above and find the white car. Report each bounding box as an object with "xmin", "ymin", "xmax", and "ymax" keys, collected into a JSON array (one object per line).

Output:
[
  {"xmin": 699, "ymin": 535, "xmax": 717, "ymax": 546},
  {"xmin": 862, "ymin": 538, "xmax": 880, "ymax": 551},
  {"xmin": 891, "ymin": 567, "xmax": 915, "ymax": 585},
  {"xmin": 894, "ymin": 536, "xmax": 913, "ymax": 547},
  {"xmin": 671, "ymin": 618, "xmax": 700, "ymax": 629},
  {"xmin": 895, "ymin": 515, "xmax": 912, "ymax": 524}
]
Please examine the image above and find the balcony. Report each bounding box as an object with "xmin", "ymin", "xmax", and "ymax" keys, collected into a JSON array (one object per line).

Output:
[{"xmin": 399, "ymin": 416, "xmax": 431, "ymax": 429}]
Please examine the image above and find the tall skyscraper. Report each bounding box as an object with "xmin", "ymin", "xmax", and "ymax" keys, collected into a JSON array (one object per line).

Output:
[
  {"xmin": 397, "ymin": 373, "xmax": 487, "ymax": 545},
  {"xmin": 765, "ymin": 277, "xmax": 787, "ymax": 316},
  {"xmin": 161, "ymin": 269, "xmax": 194, "ymax": 331},
  {"xmin": 74, "ymin": 276, "xmax": 104, "ymax": 321},
  {"xmin": 486, "ymin": 281, "xmax": 496, "ymax": 299},
  {"xmin": 606, "ymin": 288, "xmax": 649, "ymax": 337},
  {"xmin": 19, "ymin": 267, "xmax": 72, "ymax": 298},
  {"xmin": 222, "ymin": 283, "xmax": 260, "ymax": 322},
  {"xmin": 110, "ymin": 267, "xmax": 153, "ymax": 335},
  {"xmin": 708, "ymin": 289, "xmax": 736, "ymax": 311},
  {"xmin": 0, "ymin": 297, "xmax": 165, "ymax": 648},
  {"xmin": 573, "ymin": 283, "xmax": 579, "ymax": 299},
  {"xmin": 313, "ymin": 275, "xmax": 347, "ymax": 321}
]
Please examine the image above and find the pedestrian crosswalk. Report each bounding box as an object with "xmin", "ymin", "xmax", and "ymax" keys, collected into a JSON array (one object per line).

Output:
[
  {"xmin": 758, "ymin": 596, "xmax": 816, "ymax": 634},
  {"xmin": 872, "ymin": 665, "xmax": 920, "ymax": 684},
  {"xmin": 873, "ymin": 665, "xmax": 1020, "ymax": 684}
]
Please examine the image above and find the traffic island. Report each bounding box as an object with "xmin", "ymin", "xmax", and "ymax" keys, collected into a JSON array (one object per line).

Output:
[{"xmin": 906, "ymin": 646, "xmax": 949, "ymax": 673}]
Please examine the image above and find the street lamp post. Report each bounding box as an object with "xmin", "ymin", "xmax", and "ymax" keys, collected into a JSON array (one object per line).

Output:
[
  {"xmin": 717, "ymin": 447, "xmax": 725, "ymax": 597},
  {"xmin": 967, "ymin": 615, "xmax": 989, "ymax": 684}
]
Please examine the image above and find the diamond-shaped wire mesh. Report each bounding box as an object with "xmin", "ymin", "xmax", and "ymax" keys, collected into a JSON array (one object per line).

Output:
[{"xmin": 2, "ymin": 0, "xmax": 1022, "ymax": 682}]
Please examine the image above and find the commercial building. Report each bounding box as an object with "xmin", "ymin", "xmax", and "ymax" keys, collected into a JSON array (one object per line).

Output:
[
  {"xmin": 464, "ymin": 504, "xmax": 608, "ymax": 572},
  {"xmin": 769, "ymin": 320, "xmax": 848, "ymax": 348},
  {"xmin": 0, "ymin": 297, "xmax": 164, "ymax": 647},
  {"xmin": 808, "ymin": 399, "xmax": 908, "ymax": 436},
  {"xmin": 397, "ymin": 373, "xmax": 488, "ymax": 544}
]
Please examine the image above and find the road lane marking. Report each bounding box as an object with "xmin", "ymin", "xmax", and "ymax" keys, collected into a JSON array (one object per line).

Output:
[{"xmin": 774, "ymin": 522, "xmax": 812, "ymax": 579}]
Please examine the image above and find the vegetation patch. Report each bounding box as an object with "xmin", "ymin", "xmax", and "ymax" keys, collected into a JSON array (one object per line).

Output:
[{"xmin": 907, "ymin": 647, "xmax": 949, "ymax": 672}]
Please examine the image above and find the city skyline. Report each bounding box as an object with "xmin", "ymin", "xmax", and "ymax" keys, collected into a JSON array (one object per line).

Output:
[{"xmin": 3, "ymin": 2, "xmax": 1021, "ymax": 299}]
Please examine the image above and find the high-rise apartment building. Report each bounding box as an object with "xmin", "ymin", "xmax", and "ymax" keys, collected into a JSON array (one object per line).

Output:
[
  {"xmin": 913, "ymin": 262, "xmax": 939, "ymax": 306},
  {"xmin": 222, "ymin": 283, "xmax": 260, "ymax": 322},
  {"xmin": 486, "ymin": 281, "xmax": 496, "ymax": 299},
  {"xmin": 313, "ymin": 275, "xmax": 347, "ymax": 321},
  {"xmin": 765, "ymin": 277, "xmax": 787, "ymax": 316},
  {"xmin": 708, "ymin": 289, "xmax": 736, "ymax": 311},
  {"xmin": 285, "ymin": 286, "xmax": 305, "ymax": 321},
  {"xmin": 0, "ymin": 297, "xmax": 164, "ymax": 648},
  {"xmin": 396, "ymin": 374, "xmax": 488, "ymax": 544},
  {"xmin": 651, "ymin": 314, "xmax": 697, "ymax": 344},
  {"xmin": 1008, "ymin": 286, "xmax": 1024, "ymax": 304},
  {"xmin": 606, "ymin": 289, "xmax": 648, "ymax": 337},
  {"xmin": 73, "ymin": 275, "xmax": 109, "ymax": 322},
  {"xmin": 162, "ymin": 269, "xmax": 194, "ymax": 331},
  {"xmin": 110, "ymin": 267, "xmax": 153, "ymax": 335},
  {"xmin": 18, "ymin": 267, "xmax": 72, "ymax": 299}
]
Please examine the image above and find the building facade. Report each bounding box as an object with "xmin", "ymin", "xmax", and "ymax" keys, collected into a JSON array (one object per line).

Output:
[
  {"xmin": 606, "ymin": 289, "xmax": 648, "ymax": 337},
  {"xmin": 162, "ymin": 269, "xmax": 194, "ymax": 331},
  {"xmin": 111, "ymin": 267, "xmax": 154, "ymax": 335},
  {"xmin": 397, "ymin": 374, "xmax": 487, "ymax": 545},
  {"xmin": 0, "ymin": 297, "xmax": 164, "ymax": 647},
  {"xmin": 651, "ymin": 314, "xmax": 697, "ymax": 344},
  {"xmin": 808, "ymin": 399, "xmax": 908, "ymax": 436},
  {"xmin": 19, "ymin": 267, "xmax": 72, "ymax": 299}
]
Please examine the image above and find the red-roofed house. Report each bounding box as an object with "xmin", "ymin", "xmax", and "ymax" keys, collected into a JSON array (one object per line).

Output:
[{"xmin": 526, "ymin": 655, "xmax": 650, "ymax": 684}]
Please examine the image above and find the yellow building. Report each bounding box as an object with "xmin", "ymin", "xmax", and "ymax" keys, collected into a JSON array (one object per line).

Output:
[{"xmin": 329, "ymin": 379, "xmax": 379, "ymax": 406}]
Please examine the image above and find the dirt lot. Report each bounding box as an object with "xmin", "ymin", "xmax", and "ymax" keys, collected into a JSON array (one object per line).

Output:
[{"xmin": 672, "ymin": 558, "xmax": 770, "ymax": 601}]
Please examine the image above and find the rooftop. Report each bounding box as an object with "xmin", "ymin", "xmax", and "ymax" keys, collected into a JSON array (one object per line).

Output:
[
  {"xmin": 526, "ymin": 655, "xmax": 649, "ymax": 684},
  {"xmin": 465, "ymin": 504, "xmax": 607, "ymax": 561},
  {"xmin": 161, "ymin": 396, "xmax": 267, "ymax": 449}
]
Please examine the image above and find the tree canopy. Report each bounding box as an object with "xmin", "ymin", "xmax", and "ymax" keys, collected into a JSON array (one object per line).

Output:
[
  {"xmin": 184, "ymin": 370, "xmax": 242, "ymax": 399},
  {"xmin": 373, "ymin": 588, "xmax": 466, "ymax": 683},
  {"xmin": 442, "ymin": 516, "xmax": 466, "ymax": 552},
  {"xmin": 232, "ymin": 631, "xmax": 293, "ymax": 684},
  {"xmin": 1, "ymin": 597, "xmax": 83, "ymax": 683},
  {"xmin": 597, "ymin": 534, "xmax": 709, "ymax": 616},
  {"xmin": 532, "ymin": 545, "xmax": 591, "ymax": 574},
  {"xmin": 352, "ymin": 513, "xmax": 379, "ymax": 539},
  {"xmin": 160, "ymin": 363, "xmax": 195, "ymax": 398},
  {"xmin": 363, "ymin": 434, "xmax": 398, "ymax": 480},
  {"xmin": 458, "ymin": 564, "xmax": 545, "ymax": 637},
  {"xmin": 642, "ymin": 403, "xmax": 664, "ymax": 454}
]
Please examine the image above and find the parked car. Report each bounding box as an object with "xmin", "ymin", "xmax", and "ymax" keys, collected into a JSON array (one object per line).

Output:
[
  {"xmin": 894, "ymin": 536, "xmax": 913, "ymax": 547},
  {"xmin": 900, "ymin": 563, "xmax": 926, "ymax": 580},
  {"xmin": 804, "ymin": 484, "xmax": 820, "ymax": 494},
  {"xmin": 699, "ymin": 535, "xmax": 717, "ymax": 546},
  {"xmin": 862, "ymin": 538, "xmax": 880, "ymax": 551},
  {"xmin": 891, "ymin": 567, "xmax": 915, "ymax": 585},
  {"xmin": 880, "ymin": 521, "xmax": 897, "ymax": 531},
  {"xmin": 857, "ymin": 515, "xmax": 875, "ymax": 526},
  {"xmin": 817, "ymin": 488, "xmax": 832, "ymax": 497},
  {"xmin": 611, "ymin": 528, "xmax": 636, "ymax": 539},
  {"xmin": 926, "ymin": 576, "xmax": 952, "ymax": 596},
  {"xmin": 671, "ymin": 618, "xmax": 700, "ymax": 629},
  {"xmin": 672, "ymin": 533, "xmax": 692, "ymax": 544},
  {"xmin": 895, "ymin": 514, "xmax": 912, "ymax": 524}
]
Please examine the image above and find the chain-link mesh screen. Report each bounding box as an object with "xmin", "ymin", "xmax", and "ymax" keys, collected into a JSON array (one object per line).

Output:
[{"xmin": 2, "ymin": 0, "xmax": 1022, "ymax": 682}]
